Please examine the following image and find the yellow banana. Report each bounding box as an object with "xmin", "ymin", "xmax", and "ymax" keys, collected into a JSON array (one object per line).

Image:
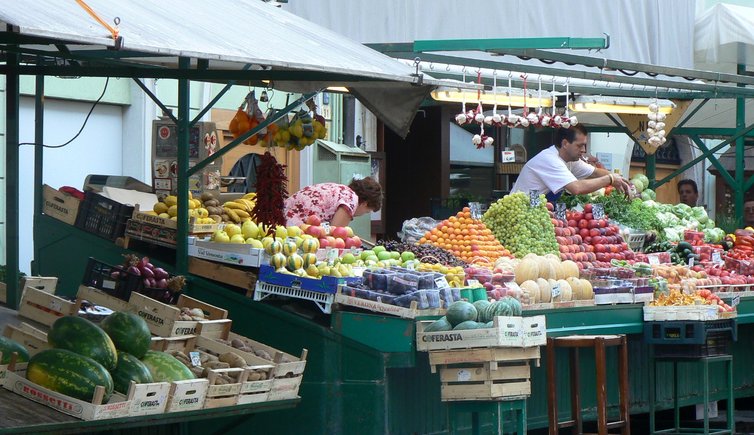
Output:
[
  {"xmin": 234, "ymin": 209, "xmax": 250, "ymax": 219},
  {"xmin": 224, "ymin": 207, "xmax": 241, "ymax": 223},
  {"xmin": 223, "ymin": 201, "xmax": 246, "ymax": 210},
  {"xmin": 242, "ymin": 192, "xmax": 257, "ymax": 200}
]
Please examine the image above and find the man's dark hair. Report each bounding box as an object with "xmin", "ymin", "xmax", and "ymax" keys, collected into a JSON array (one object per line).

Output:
[
  {"xmin": 677, "ymin": 179, "xmax": 698, "ymax": 194},
  {"xmin": 555, "ymin": 124, "xmax": 588, "ymax": 148}
]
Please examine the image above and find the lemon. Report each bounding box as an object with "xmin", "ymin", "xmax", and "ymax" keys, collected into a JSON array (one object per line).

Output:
[
  {"xmin": 230, "ymin": 234, "xmax": 246, "ymax": 244},
  {"xmin": 225, "ymin": 224, "xmax": 242, "ymax": 238},
  {"xmin": 153, "ymin": 202, "xmax": 169, "ymax": 214},
  {"xmin": 164, "ymin": 195, "xmax": 178, "ymax": 207},
  {"xmin": 167, "ymin": 205, "xmax": 178, "ymax": 217},
  {"xmin": 158, "ymin": 213, "xmax": 170, "ymax": 219}
]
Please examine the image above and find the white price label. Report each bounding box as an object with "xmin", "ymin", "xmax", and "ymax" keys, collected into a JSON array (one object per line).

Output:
[
  {"xmin": 502, "ymin": 150, "xmax": 516, "ymax": 163},
  {"xmin": 467, "ymin": 279, "xmax": 481, "ymax": 287},
  {"xmin": 712, "ymin": 252, "xmax": 722, "ymax": 264},
  {"xmin": 551, "ymin": 284, "xmax": 561, "ymax": 299},
  {"xmin": 732, "ymin": 295, "xmax": 741, "ymax": 307},
  {"xmin": 350, "ymin": 247, "xmax": 362, "ymax": 256},
  {"xmin": 326, "ymin": 248, "xmax": 338, "ymax": 266},
  {"xmin": 469, "ymin": 202, "xmax": 483, "ymax": 220},
  {"xmin": 322, "ymin": 222, "xmax": 331, "ymax": 235},
  {"xmin": 648, "ymin": 254, "xmax": 660, "ymax": 265},
  {"xmin": 555, "ymin": 203, "xmax": 566, "ymax": 221},
  {"xmin": 529, "ymin": 190, "xmax": 540, "ymax": 207},
  {"xmin": 405, "ymin": 261, "xmax": 416, "ymax": 271},
  {"xmin": 48, "ymin": 298, "xmax": 63, "ymax": 313},
  {"xmin": 688, "ymin": 256, "xmax": 695, "ymax": 267},
  {"xmin": 592, "ymin": 204, "xmax": 605, "ymax": 220},
  {"xmin": 434, "ymin": 276, "xmax": 450, "ymax": 289},
  {"xmin": 189, "ymin": 351, "xmax": 201, "ymax": 367},
  {"xmin": 457, "ymin": 369, "xmax": 472, "ymax": 382}
]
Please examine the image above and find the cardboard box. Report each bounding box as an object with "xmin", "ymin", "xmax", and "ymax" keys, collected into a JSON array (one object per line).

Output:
[
  {"xmin": 188, "ymin": 237, "xmax": 264, "ymax": 267},
  {"xmin": 129, "ymin": 292, "xmax": 230, "ymax": 338},
  {"xmin": 42, "ymin": 184, "xmax": 81, "ymax": 225}
]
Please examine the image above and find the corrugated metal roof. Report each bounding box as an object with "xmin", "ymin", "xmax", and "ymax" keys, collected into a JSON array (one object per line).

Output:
[{"xmin": 0, "ymin": 0, "xmax": 452, "ymax": 135}]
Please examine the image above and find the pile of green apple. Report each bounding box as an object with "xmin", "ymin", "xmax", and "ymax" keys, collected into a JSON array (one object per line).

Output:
[{"xmin": 340, "ymin": 246, "xmax": 417, "ymax": 268}]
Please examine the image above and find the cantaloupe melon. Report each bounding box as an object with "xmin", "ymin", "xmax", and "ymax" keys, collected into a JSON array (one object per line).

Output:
[
  {"xmin": 536, "ymin": 278, "xmax": 552, "ymax": 303},
  {"xmin": 558, "ymin": 260, "xmax": 580, "ymax": 280},
  {"xmin": 556, "ymin": 279, "xmax": 573, "ymax": 302},
  {"xmin": 515, "ymin": 259, "xmax": 539, "ymax": 284},
  {"xmin": 520, "ymin": 280, "xmax": 540, "ymax": 304}
]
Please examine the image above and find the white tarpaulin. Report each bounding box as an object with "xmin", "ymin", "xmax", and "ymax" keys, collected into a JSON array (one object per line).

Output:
[
  {"xmin": 0, "ymin": 0, "xmax": 452, "ymax": 136},
  {"xmin": 695, "ymin": 3, "xmax": 754, "ymax": 72}
]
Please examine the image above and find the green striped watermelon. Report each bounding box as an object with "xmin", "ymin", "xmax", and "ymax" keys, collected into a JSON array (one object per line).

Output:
[
  {"xmin": 101, "ymin": 312, "xmax": 152, "ymax": 359},
  {"xmin": 140, "ymin": 351, "xmax": 195, "ymax": 382},
  {"xmin": 26, "ymin": 348, "xmax": 114, "ymax": 402},
  {"xmin": 110, "ymin": 352, "xmax": 154, "ymax": 394},
  {"xmin": 48, "ymin": 316, "xmax": 118, "ymax": 370},
  {"xmin": 0, "ymin": 336, "xmax": 29, "ymax": 364}
]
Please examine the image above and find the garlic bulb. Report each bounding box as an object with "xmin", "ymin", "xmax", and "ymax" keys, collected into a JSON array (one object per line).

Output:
[
  {"xmin": 492, "ymin": 114, "xmax": 502, "ymax": 124},
  {"xmin": 656, "ymin": 122, "xmax": 666, "ymax": 130},
  {"xmin": 561, "ymin": 121, "xmax": 571, "ymax": 129},
  {"xmin": 483, "ymin": 136, "xmax": 495, "ymax": 147},
  {"xmin": 657, "ymin": 112, "xmax": 667, "ymax": 121},
  {"xmin": 484, "ymin": 115, "xmax": 493, "ymax": 125},
  {"xmin": 519, "ymin": 117, "xmax": 530, "ymax": 127},
  {"xmin": 527, "ymin": 113, "xmax": 540, "ymax": 125},
  {"xmin": 540, "ymin": 115, "xmax": 551, "ymax": 127},
  {"xmin": 648, "ymin": 112, "xmax": 658, "ymax": 121},
  {"xmin": 472, "ymin": 134, "xmax": 482, "ymax": 145},
  {"xmin": 569, "ymin": 116, "xmax": 579, "ymax": 125},
  {"xmin": 455, "ymin": 113, "xmax": 467, "ymax": 124},
  {"xmin": 648, "ymin": 120, "xmax": 657, "ymax": 129},
  {"xmin": 474, "ymin": 113, "xmax": 485, "ymax": 123}
]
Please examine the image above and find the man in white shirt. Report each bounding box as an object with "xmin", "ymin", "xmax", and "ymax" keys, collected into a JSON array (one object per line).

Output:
[{"xmin": 512, "ymin": 125, "xmax": 630, "ymax": 202}]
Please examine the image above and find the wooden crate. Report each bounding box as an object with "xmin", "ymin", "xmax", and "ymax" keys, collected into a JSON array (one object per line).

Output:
[
  {"xmin": 150, "ymin": 335, "xmax": 196, "ymax": 353},
  {"xmin": 416, "ymin": 316, "xmax": 527, "ymax": 352},
  {"xmin": 42, "ymin": 184, "xmax": 81, "ymax": 225},
  {"xmin": 428, "ymin": 346, "xmax": 541, "ymax": 373},
  {"xmin": 203, "ymin": 368, "xmax": 247, "ymax": 409},
  {"xmin": 186, "ymin": 335, "xmax": 276, "ymax": 368},
  {"xmin": 3, "ymin": 369, "xmax": 130, "ymax": 420},
  {"xmin": 112, "ymin": 381, "xmax": 172, "ymax": 416},
  {"xmin": 18, "ymin": 284, "xmax": 77, "ymax": 327},
  {"xmin": 2, "ymin": 323, "xmax": 49, "ymax": 356},
  {"xmin": 165, "ymin": 379, "xmax": 209, "ymax": 412},
  {"xmin": 131, "ymin": 205, "xmax": 219, "ymax": 234},
  {"xmin": 268, "ymin": 375, "xmax": 303, "ymax": 401},
  {"xmin": 188, "ymin": 257, "xmax": 257, "ymax": 295},
  {"xmin": 76, "ymin": 285, "xmax": 133, "ymax": 313},
  {"xmin": 439, "ymin": 360, "xmax": 532, "ymax": 401},
  {"xmin": 129, "ymin": 292, "xmax": 230, "ymax": 338},
  {"xmin": 209, "ymin": 327, "xmax": 307, "ymax": 379}
]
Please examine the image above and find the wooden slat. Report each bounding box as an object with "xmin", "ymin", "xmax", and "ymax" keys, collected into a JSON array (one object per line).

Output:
[
  {"xmin": 188, "ymin": 257, "xmax": 257, "ymax": 293},
  {"xmin": 440, "ymin": 380, "xmax": 531, "ymax": 401},
  {"xmin": 429, "ymin": 346, "xmax": 540, "ymax": 367},
  {"xmin": 439, "ymin": 362, "xmax": 530, "ymax": 383}
]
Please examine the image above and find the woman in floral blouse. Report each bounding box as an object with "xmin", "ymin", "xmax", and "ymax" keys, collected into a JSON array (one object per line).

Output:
[{"xmin": 284, "ymin": 177, "xmax": 382, "ymax": 227}]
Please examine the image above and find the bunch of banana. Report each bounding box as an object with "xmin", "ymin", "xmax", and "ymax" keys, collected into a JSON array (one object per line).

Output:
[{"xmin": 221, "ymin": 192, "xmax": 257, "ymax": 224}]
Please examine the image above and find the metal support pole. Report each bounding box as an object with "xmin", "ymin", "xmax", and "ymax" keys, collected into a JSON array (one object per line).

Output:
[
  {"xmin": 176, "ymin": 57, "xmax": 190, "ymax": 276},
  {"xmin": 5, "ymin": 48, "xmax": 20, "ymax": 308},
  {"xmin": 32, "ymin": 71, "xmax": 45, "ymax": 273},
  {"xmin": 736, "ymin": 64, "xmax": 746, "ymax": 226}
]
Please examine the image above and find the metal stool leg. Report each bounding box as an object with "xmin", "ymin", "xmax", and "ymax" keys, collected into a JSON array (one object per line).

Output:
[
  {"xmin": 570, "ymin": 347, "xmax": 582, "ymax": 435},
  {"xmin": 520, "ymin": 399, "xmax": 527, "ymax": 435},
  {"xmin": 728, "ymin": 357, "xmax": 734, "ymax": 433},
  {"xmin": 618, "ymin": 336, "xmax": 630, "ymax": 434},
  {"xmin": 547, "ymin": 338, "xmax": 558, "ymax": 435}
]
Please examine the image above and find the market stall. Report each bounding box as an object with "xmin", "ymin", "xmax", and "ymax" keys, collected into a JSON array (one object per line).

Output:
[{"xmin": 6, "ymin": 3, "xmax": 754, "ymax": 435}]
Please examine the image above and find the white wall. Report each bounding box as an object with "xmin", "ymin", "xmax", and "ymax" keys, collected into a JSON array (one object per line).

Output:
[
  {"xmin": 588, "ymin": 133, "xmax": 633, "ymax": 176},
  {"xmin": 18, "ymin": 97, "xmax": 124, "ymax": 273}
]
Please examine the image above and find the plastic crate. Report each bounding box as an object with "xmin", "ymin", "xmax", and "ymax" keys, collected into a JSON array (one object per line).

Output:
[
  {"xmin": 82, "ymin": 257, "xmax": 180, "ymax": 305},
  {"xmin": 643, "ymin": 319, "xmax": 737, "ymax": 345},
  {"xmin": 75, "ymin": 192, "xmax": 134, "ymax": 241},
  {"xmin": 653, "ymin": 330, "xmax": 732, "ymax": 359}
]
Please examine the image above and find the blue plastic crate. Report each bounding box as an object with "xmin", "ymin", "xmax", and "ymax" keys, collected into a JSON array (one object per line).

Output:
[{"xmin": 257, "ymin": 265, "xmax": 362, "ymax": 294}]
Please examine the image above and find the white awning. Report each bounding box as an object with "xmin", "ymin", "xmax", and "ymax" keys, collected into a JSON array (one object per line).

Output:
[
  {"xmin": 695, "ymin": 3, "xmax": 754, "ymax": 72},
  {"xmin": 0, "ymin": 0, "xmax": 454, "ymax": 136}
]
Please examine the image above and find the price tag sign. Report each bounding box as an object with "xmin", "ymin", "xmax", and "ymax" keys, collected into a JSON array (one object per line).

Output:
[
  {"xmin": 434, "ymin": 276, "xmax": 450, "ymax": 289},
  {"xmin": 648, "ymin": 254, "xmax": 660, "ymax": 265},
  {"xmin": 712, "ymin": 251, "xmax": 722, "ymax": 264},
  {"xmin": 555, "ymin": 203, "xmax": 566, "ymax": 221},
  {"xmin": 592, "ymin": 204, "xmax": 605, "ymax": 220},
  {"xmin": 467, "ymin": 279, "xmax": 481, "ymax": 287},
  {"xmin": 350, "ymin": 247, "xmax": 362, "ymax": 256},
  {"xmin": 189, "ymin": 351, "xmax": 201, "ymax": 367},
  {"xmin": 732, "ymin": 295, "xmax": 741, "ymax": 307},
  {"xmin": 469, "ymin": 202, "xmax": 482, "ymax": 220},
  {"xmin": 326, "ymin": 248, "xmax": 338, "ymax": 266},
  {"xmin": 688, "ymin": 257, "xmax": 695, "ymax": 267},
  {"xmin": 551, "ymin": 284, "xmax": 561, "ymax": 299},
  {"xmin": 502, "ymin": 150, "xmax": 516, "ymax": 163},
  {"xmin": 322, "ymin": 222, "xmax": 331, "ymax": 236},
  {"xmin": 405, "ymin": 261, "xmax": 416, "ymax": 271},
  {"xmin": 529, "ymin": 190, "xmax": 540, "ymax": 207}
]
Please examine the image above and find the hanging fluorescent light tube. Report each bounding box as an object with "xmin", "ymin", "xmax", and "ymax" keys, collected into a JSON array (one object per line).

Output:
[
  {"xmin": 431, "ymin": 87, "xmax": 553, "ymax": 108},
  {"xmin": 569, "ymin": 96, "xmax": 675, "ymax": 114}
]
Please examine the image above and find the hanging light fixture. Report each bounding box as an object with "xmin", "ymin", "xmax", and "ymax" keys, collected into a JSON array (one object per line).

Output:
[
  {"xmin": 432, "ymin": 86, "xmax": 553, "ymax": 109},
  {"xmin": 569, "ymin": 95, "xmax": 675, "ymax": 114}
]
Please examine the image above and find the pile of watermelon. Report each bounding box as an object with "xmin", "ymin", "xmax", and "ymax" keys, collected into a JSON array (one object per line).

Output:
[
  {"xmin": 23, "ymin": 312, "xmax": 195, "ymax": 403},
  {"xmin": 423, "ymin": 298, "xmax": 523, "ymax": 332}
]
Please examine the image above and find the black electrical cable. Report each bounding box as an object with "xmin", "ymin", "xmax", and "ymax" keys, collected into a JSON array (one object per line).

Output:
[{"xmin": 18, "ymin": 77, "xmax": 109, "ymax": 149}]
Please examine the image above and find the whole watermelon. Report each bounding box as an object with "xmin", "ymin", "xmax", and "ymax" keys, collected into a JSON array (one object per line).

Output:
[
  {"xmin": 26, "ymin": 348, "xmax": 113, "ymax": 402},
  {"xmin": 110, "ymin": 352, "xmax": 154, "ymax": 394},
  {"xmin": 423, "ymin": 317, "xmax": 452, "ymax": 332},
  {"xmin": 48, "ymin": 316, "xmax": 118, "ymax": 370},
  {"xmin": 101, "ymin": 312, "xmax": 152, "ymax": 359},
  {"xmin": 0, "ymin": 336, "xmax": 29, "ymax": 364},
  {"xmin": 453, "ymin": 320, "xmax": 480, "ymax": 330},
  {"xmin": 140, "ymin": 351, "xmax": 195, "ymax": 382},
  {"xmin": 445, "ymin": 301, "xmax": 478, "ymax": 327}
]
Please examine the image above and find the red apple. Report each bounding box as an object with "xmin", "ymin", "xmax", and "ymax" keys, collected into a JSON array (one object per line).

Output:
[
  {"xmin": 345, "ymin": 227, "xmax": 355, "ymax": 237},
  {"xmin": 346, "ymin": 236, "xmax": 362, "ymax": 248},
  {"xmin": 306, "ymin": 215, "xmax": 322, "ymax": 226},
  {"xmin": 333, "ymin": 238, "xmax": 346, "ymax": 249},
  {"xmin": 319, "ymin": 238, "xmax": 330, "ymax": 248},
  {"xmin": 306, "ymin": 225, "xmax": 325, "ymax": 239},
  {"xmin": 331, "ymin": 226, "xmax": 349, "ymax": 240}
]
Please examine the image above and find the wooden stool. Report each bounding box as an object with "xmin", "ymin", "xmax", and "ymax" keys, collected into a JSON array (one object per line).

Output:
[
  {"xmin": 546, "ymin": 335, "xmax": 630, "ymax": 435},
  {"xmin": 447, "ymin": 398, "xmax": 527, "ymax": 435}
]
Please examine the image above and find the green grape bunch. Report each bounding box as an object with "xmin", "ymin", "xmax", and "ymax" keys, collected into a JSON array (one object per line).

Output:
[{"xmin": 482, "ymin": 193, "xmax": 559, "ymax": 257}]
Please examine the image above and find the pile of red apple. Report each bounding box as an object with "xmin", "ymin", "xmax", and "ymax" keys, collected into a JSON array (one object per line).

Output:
[
  {"xmin": 550, "ymin": 203, "xmax": 634, "ymax": 266},
  {"xmin": 299, "ymin": 214, "xmax": 363, "ymax": 250}
]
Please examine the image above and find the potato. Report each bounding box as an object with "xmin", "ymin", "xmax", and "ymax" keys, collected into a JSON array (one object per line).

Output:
[
  {"xmin": 247, "ymin": 372, "xmax": 262, "ymax": 381},
  {"xmin": 203, "ymin": 361, "xmax": 230, "ymax": 370},
  {"xmin": 190, "ymin": 366, "xmax": 204, "ymax": 377},
  {"xmin": 219, "ymin": 352, "xmax": 246, "ymax": 368},
  {"xmin": 253, "ymin": 349, "xmax": 273, "ymax": 361},
  {"xmin": 230, "ymin": 338, "xmax": 246, "ymax": 349}
]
